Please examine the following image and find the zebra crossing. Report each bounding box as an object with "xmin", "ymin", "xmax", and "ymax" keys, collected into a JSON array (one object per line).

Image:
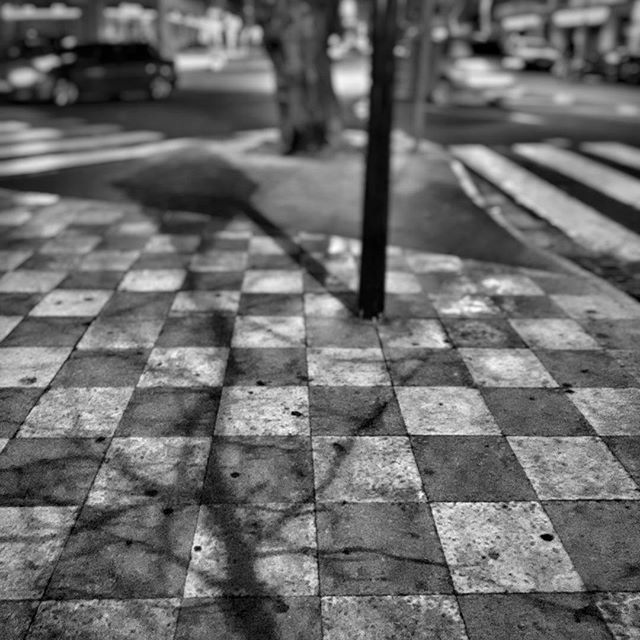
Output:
[{"xmin": 451, "ymin": 140, "xmax": 640, "ymax": 263}]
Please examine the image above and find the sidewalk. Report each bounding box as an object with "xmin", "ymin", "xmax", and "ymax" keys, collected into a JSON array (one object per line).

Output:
[{"xmin": 1, "ymin": 187, "xmax": 640, "ymax": 639}]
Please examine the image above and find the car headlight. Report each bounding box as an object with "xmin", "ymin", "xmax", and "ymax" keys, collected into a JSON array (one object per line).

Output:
[{"xmin": 7, "ymin": 67, "xmax": 42, "ymax": 88}]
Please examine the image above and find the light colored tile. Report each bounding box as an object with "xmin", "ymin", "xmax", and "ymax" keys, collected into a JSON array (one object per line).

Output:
[
  {"xmin": 0, "ymin": 207, "xmax": 32, "ymax": 226},
  {"xmin": 396, "ymin": 387, "xmax": 499, "ymax": 435},
  {"xmin": 509, "ymin": 318, "xmax": 600, "ymax": 350},
  {"xmin": 77, "ymin": 318, "xmax": 164, "ymax": 349},
  {"xmin": 303, "ymin": 293, "xmax": 352, "ymax": 318},
  {"xmin": 0, "ymin": 270, "xmax": 66, "ymax": 293},
  {"xmin": 87, "ymin": 437, "xmax": 210, "ymax": 506},
  {"xmin": 0, "ymin": 347, "xmax": 71, "ymax": 387},
  {"xmin": 20, "ymin": 387, "xmax": 133, "ymax": 438},
  {"xmin": 29, "ymin": 289, "xmax": 112, "ymax": 317},
  {"xmin": 431, "ymin": 501, "xmax": 584, "ymax": 593},
  {"xmin": 431, "ymin": 295, "xmax": 501, "ymax": 316},
  {"xmin": 27, "ymin": 599, "xmax": 180, "ymax": 640},
  {"xmin": 113, "ymin": 220, "xmax": 157, "ymax": 235},
  {"xmin": 118, "ymin": 269, "xmax": 186, "ymax": 292},
  {"xmin": 551, "ymin": 294, "xmax": 640, "ymax": 320},
  {"xmin": 40, "ymin": 234, "xmax": 101, "ymax": 255},
  {"xmin": 307, "ymin": 348, "xmax": 390, "ymax": 386},
  {"xmin": 231, "ymin": 316, "xmax": 305, "ymax": 348},
  {"xmin": 321, "ymin": 595, "xmax": 469, "ymax": 640},
  {"xmin": 0, "ymin": 438, "xmax": 8, "ymax": 454},
  {"xmin": 596, "ymin": 592, "xmax": 640, "ymax": 640},
  {"xmin": 378, "ymin": 319, "xmax": 450, "ymax": 349},
  {"xmin": 189, "ymin": 251, "xmax": 247, "ymax": 272},
  {"xmin": 0, "ymin": 250, "xmax": 32, "ymax": 271},
  {"xmin": 312, "ymin": 436, "xmax": 426, "ymax": 502},
  {"xmin": 78, "ymin": 250, "xmax": 140, "ymax": 271},
  {"xmin": 170, "ymin": 291, "xmax": 240, "ymax": 315},
  {"xmin": 0, "ymin": 316, "xmax": 21, "ymax": 342},
  {"xmin": 508, "ymin": 436, "xmax": 640, "ymax": 500},
  {"xmin": 385, "ymin": 271, "xmax": 422, "ymax": 294},
  {"xmin": 242, "ymin": 270, "xmax": 304, "ymax": 294},
  {"xmin": 248, "ymin": 235, "xmax": 289, "ymax": 254},
  {"xmin": 405, "ymin": 253, "xmax": 464, "ymax": 273},
  {"xmin": 569, "ymin": 388, "xmax": 640, "ymax": 436},
  {"xmin": 215, "ymin": 386, "xmax": 309, "ymax": 436},
  {"xmin": 479, "ymin": 274, "xmax": 545, "ymax": 296},
  {"xmin": 0, "ymin": 506, "xmax": 78, "ymax": 598},
  {"xmin": 138, "ymin": 347, "xmax": 228, "ymax": 387},
  {"xmin": 13, "ymin": 219, "xmax": 67, "ymax": 239},
  {"xmin": 184, "ymin": 504, "xmax": 318, "ymax": 597},
  {"xmin": 144, "ymin": 234, "xmax": 200, "ymax": 253},
  {"xmin": 460, "ymin": 348, "xmax": 558, "ymax": 387}
]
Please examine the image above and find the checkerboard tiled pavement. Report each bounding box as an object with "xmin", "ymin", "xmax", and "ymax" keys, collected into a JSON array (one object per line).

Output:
[{"xmin": 1, "ymin": 188, "xmax": 640, "ymax": 639}]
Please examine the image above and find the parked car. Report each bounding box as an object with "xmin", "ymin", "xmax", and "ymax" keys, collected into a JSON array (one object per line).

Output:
[
  {"xmin": 430, "ymin": 38, "xmax": 520, "ymax": 107},
  {"xmin": 589, "ymin": 48, "xmax": 640, "ymax": 84},
  {"xmin": 0, "ymin": 41, "xmax": 176, "ymax": 105},
  {"xmin": 503, "ymin": 36, "xmax": 560, "ymax": 71}
]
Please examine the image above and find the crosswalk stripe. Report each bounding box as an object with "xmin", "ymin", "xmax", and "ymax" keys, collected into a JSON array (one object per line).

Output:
[
  {"xmin": 0, "ymin": 138, "xmax": 190, "ymax": 177},
  {"xmin": 581, "ymin": 142, "xmax": 640, "ymax": 172},
  {"xmin": 0, "ymin": 121, "xmax": 29, "ymax": 133},
  {"xmin": 0, "ymin": 130, "xmax": 164, "ymax": 160},
  {"xmin": 513, "ymin": 143, "xmax": 640, "ymax": 210},
  {"xmin": 451, "ymin": 144, "xmax": 640, "ymax": 262},
  {"xmin": 0, "ymin": 124, "xmax": 120, "ymax": 145}
]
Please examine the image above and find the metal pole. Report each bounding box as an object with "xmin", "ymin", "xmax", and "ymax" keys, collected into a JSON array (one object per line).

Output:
[{"xmin": 358, "ymin": 0, "xmax": 398, "ymax": 320}]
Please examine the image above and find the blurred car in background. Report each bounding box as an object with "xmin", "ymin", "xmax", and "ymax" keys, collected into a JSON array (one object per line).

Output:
[
  {"xmin": 589, "ymin": 47, "xmax": 640, "ymax": 84},
  {"xmin": 0, "ymin": 42, "xmax": 176, "ymax": 105},
  {"xmin": 503, "ymin": 35, "xmax": 560, "ymax": 71}
]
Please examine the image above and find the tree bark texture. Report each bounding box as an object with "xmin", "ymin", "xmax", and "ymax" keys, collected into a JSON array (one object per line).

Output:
[{"xmin": 256, "ymin": 0, "xmax": 342, "ymax": 154}]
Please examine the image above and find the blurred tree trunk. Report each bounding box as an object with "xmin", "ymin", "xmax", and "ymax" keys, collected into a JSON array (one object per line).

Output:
[{"xmin": 255, "ymin": 0, "xmax": 342, "ymax": 154}]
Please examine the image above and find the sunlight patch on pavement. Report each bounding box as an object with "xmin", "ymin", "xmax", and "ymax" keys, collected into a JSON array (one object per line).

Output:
[
  {"xmin": 0, "ymin": 120, "xmax": 29, "ymax": 133},
  {"xmin": 581, "ymin": 142, "xmax": 640, "ymax": 171}
]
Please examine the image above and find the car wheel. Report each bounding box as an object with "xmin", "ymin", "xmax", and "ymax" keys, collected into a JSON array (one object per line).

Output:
[
  {"xmin": 51, "ymin": 78, "xmax": 79, "ymax": 107},
  {"xmin": 148, "ymin": 76, "xmax": 173, "ymax": 100},
  {"xmin": 431, "ymin": 78, "xmax": 453, "ymax": 106}
]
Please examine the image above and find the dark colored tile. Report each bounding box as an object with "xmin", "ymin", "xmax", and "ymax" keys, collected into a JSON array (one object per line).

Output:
[
  {"xmin": 442, "ymin": 318, "xmax": 525, "ymax": 348},
  {"xmin": 97, "ymin": 235, "xmax": 149, "ymax": 250},
  {"xmin": 535, "ymin": 350, "xmax": 637, "ymax": 388},
  {"xmin": 99, "ymin": 292, "xmax": 174, "ymax": 320},
  {"xmin": 0, "ymin": 237, "xmax": 45, "ymax": 251},
  {"xmin": 316, "ymin": 503, "xmax": 452, "ymax": 595},
  {"xmin": 248, "ymin": 254, "xmax": 300, "ymax": 269},
  {"xmin": 2, "ymin": 317, "xmax": 91, "ymax": 347},
  {"xmin": 175, "ymin": 597, "xmax": 321, "ymax": 640},
  {"xmin": 0, "ymin": 293, "xmax": 42, "ymax": 315},
  {"xmin": 610, "ymin": 349, "xmax": 640, "ymax": 383},
  {"xmin": 604, "ymin": 437, "xmax": 640, "ymax": 485},
  {"xmin": 59, "ymin": 270, "xmax": 124, "ymax": 290},
  {"xmin": 545, "ymin": 501, "xmax": 640, "ymax": 591},
  {"xmin": 0, "ymin": 438, "xmax": 107, "ymax": 505},
  {"xmin": 117, "ymin": 388, "xmax": 220, "ymax": 436},
  {"xmin": 383, "ymin": 294, "xmax": 437, "ymax": 319},
  {"xmin": 493, "ymin": 295, "xmax": 568, "ymax": 318},
  {"xmin": 309, "ymin": 387, "xmax": 405, "ymax": 436},
  {"xmin": 52, "ymin": 349, "xmax": 150, "ymax": 387},
  {"xmin": 583, "ymin": 319, "xmax": 640, "ymax": 350},
  {"xmin": 224, "ymin": 348, "xmax": 307, "ymax": 386},
  {"xmin": 199, "ymin": 236, "xmax": 249, "ymax": 251},
  {"xmin": 203, "ymin": 437, "xmax": 313, "ymax": 503},
  {"xmin": 412, "ymin": 436, "xmax": 537, "ymax": 501},
  {"xmin": 459, "ymin": 594, "xmax": 613, "ymax": 640},
  {"xmin": 46, "ymin": 504, "xmax": 198, "ymax": 599},
  {"xmin": 238, "ymin": 293, "xmax": 304, "ymax": 316},
  {"xmin": 386, "ymin": 349, "xmax": 473, "ymax": 386},
  {"xmin": 0, "ymin": 388, "xmax": 43, "ymax": 438},
  {"xmin": 530, "ymin": 274, "xmax": 601, "ymax": 295},
  {"xmin": 306, "ymin": 317, "xmax": 379, "ymax": 348},
  {"xmin": 134, "ymin": 253, "xmax": 191, "ymax": 269},
  {"xmin": 20, "ymin": 254, "xmax": 79, "ymax": 271},
  {"xmin": 182, "ymin": 271, "xmax": 244, "ymax": 291},
  {"xmin": 156, "ymin": 315, "xmax": 234, "ymax": 347},
  {"xmin": 0, "ymin": 600, "xmax": 39, "ymax": 640},
  {"xmin": 417, "ymin": 272, "xmax": 472, "ymax": 294},
  {"xmin": 481, "ymin": 388, "xmax": 593, "ymax": 436}
]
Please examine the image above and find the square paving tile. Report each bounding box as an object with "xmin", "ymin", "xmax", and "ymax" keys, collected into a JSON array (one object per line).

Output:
[
  {"xmin": 99, "ymin": 291, "xmax": 174, "ymax": 319},
  {"xmin": 385, "ymin": 271, "xmax": 422, "ymax": 294},
  {"xmin": 309, "ymin": 387, "xmax": 405, "ymax": 436},
  {"xmin": 534, "ymin": 350, "xmax": 637, "ymax": 388},
  {"xmin": 0, "ymin": 249, "xmax": 31, "ymax": 270},
  {"xmin": 312, "ymin": 436, "xmax": 425, "ymax": 502},
  {"xmin": 383, "ymin": 293, "xmax": 437, "ymax": 319},
  {"xmin": 604, "ymin": 437, "xmax": 640, "ymax": 485},
  {"xmin": 584, "ymin": 319, "xmax": 640, "ymax": 349},
  {"xmin": 28, "ymin": 289, "xmax": 112, "ymax": 317},
  {"xmin": 478, "ymin": 274, "xmax": 545, "ymax": 296},
  {"xmin": 119, "ymin": 269, "xmax": 186, "ymax": 292},
  {"xmin": 40, "ymin": 233, "xmax": 101, "ymax": 255},
  {"xmin": 183, "ymin": 503, "xmax": 318, "ymax": 597},
  {"xmin": 59, "ymin": 270, "xmax": 124, "ymax": 290},
  {"xmin": 431, "ymin": 501, "xmax": 584, "ymax": 593},
  {"xmin": 385, "ymin": 349, "xmax": 474, "ymax": 386},
  {"xmin": 492, "ymin": 295, "xmax": 568, "ymax": 318},
  {"xmin": 306, "ymin": 317, "xmax": 379, "ymax": 348},
  {"xmin": 52, "ymin": 349, "xmax": 150, "ymax": 387},
  {"xmin": 156, "ymin": 315, "xmax": 234, "ymax": 348},
  {"xmin": 0, "ymin": 438, "xmax": 107, "ymax": 506},
  {"xmin": 182, "ymin": 271, "xmax": 244, "ymax": 291},
  {"xmin": 19, "ymin": 253, "xmax": 79, "ymax": 271},
  {"xmin": 442, "ymin": 318, "xmax": 525, "ymax": 348},
  {"xmin": 316, "ymin": 503, "xmax": 451, "ymax": 595},
  {"xmin": 0, "ymin": 293, "xmax": 42, "ymax": 316},
  {"xmin": 239, "ymin": 292, "xmax": 304, "ymax": 316},
  {"xmin": 569, "ymin": 388, "xmax": 640, "ymax": 435},
  {"xmin": 321, "ymin": 595, "xmax": 468, "ymax": 640},
  {"xmin": 0, "ymin": 601, "xmax": 38, "ymax": 640},
  {"xmin": 508, "ymin": 436, "xmax": 640, "ymax": 500},
  {"xmin": 509, "ymin": 319, "xmax": 600, "ymax": 350},
  {"xmin": 46, "ymin": 504, "xmax": 199, "ymax": 599},
  {"xmin": 87, "ymin": 437, "xmax": 210, "ymax": 506},
  {"xmin": 241, "ymin": 270, "xmax": 304, "ymax": 294},
  {"xmin": 413, "ymin": 436, "xmax": 536, "ymax": 501},
  {"xmin": 610, "ymin": 349, "xmax": 640, "ymax": 383},
  {"xmin": 378, "ymin": 319, "xmax": 450, "ymax": 349},
  {"xmin": 78, "ymin": 250, "xmax": 140, "ymax": 271},
  {"xmin": 303, "ymin": 293, "xmax": 354, "ymax": 318},
  {"xmin": 2, "ymin": 317, "xmax": 91, "ymax": 348},
  {"xmin": 26, "ymin": 599, "xmax": 180, "ymax": 640},
  {"xmin": 544, "ymin": 501, "xmax": 640, "ymax": 591},
  {"xmin": 307, "ymin": 348, "xmax": 390, "ymax": 386},
  {"xmin": 171, "ymin": 291, "xmax": 240, "ymax": 315},
  {"xmin": 117, "ymin": 388, "xmax": 220, "ymax": 436},
  {"xmin": 189, "ymin": 251, "xmax": 247, "ymax": 272},
  {"xmin": 396, "ymin": 387, "xmax": 499, "ymax": 435},
  {"xmin": 215, "ymin": 387, "xmax": 309, "ymax": 436},
  {"xmin": 596, "ymin": 592, "xmax": 640, "ymax": 640},
  {"xmin": 19, "ymin": 387, "xmax": 133, "ymax": 438},
  {"xmin": 481, "ymin": 388, "xmax": 593, "ymax": 436},
  {"xmin": 0, "ymin": 506, "xmax": 78, "ymax": 599},
  {"xmin": 0, "ymin": 347, "xmax": 71, "ymax": 387},
  {"xmin": 175, "ymin": 596, "xmax": 321, "ymax": 640},
  {"xmin": 231, "ymin": 316, "xmax": 305, "ymax": 348},
  {"xmin": 145, "ymin": 234, "xmax": 201, "ymax": 253},
  {"xmin": 432, "ymin": 294, "xmax": 502, "ymax": 317},
  {"xmin": 224, "ymin": 348, "xmax": 307, "ymax": 386},
  {"xmin": 0, "ymin": 388, "xmax": 42, "ymax": 438},
  {"xmin": 0, "ymin": 270, "xmax": 66, "ymax": 293},
  {"xmin": 138, "ymin": 347, "xmax": 228, "ymax": 388},
  {"xmin": 459, "ymin": 594, "xmax": 614, "ymax": 640},
  {"xmin": 202, "ymin": 436, "xmax": 313, "ymax": 503},
  {"xmin": 77, "ymin": 317, "xmax": 164, "ymax": 350},
  {"xmin": 460, "ymin": 348, "xmax": 557, "ymax": 388},
  {"xmin": 551, "ymin": 294, "xmax": 640, "ymax": 320},
  {"xmin": 0, "ymin": 316, "xmax": 21, "ymax": 342}
]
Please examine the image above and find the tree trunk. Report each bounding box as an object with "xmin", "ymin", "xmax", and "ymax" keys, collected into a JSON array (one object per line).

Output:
[{"xmin": 257, "ymin": 0, "xmax": 342, "ymax": 154}]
